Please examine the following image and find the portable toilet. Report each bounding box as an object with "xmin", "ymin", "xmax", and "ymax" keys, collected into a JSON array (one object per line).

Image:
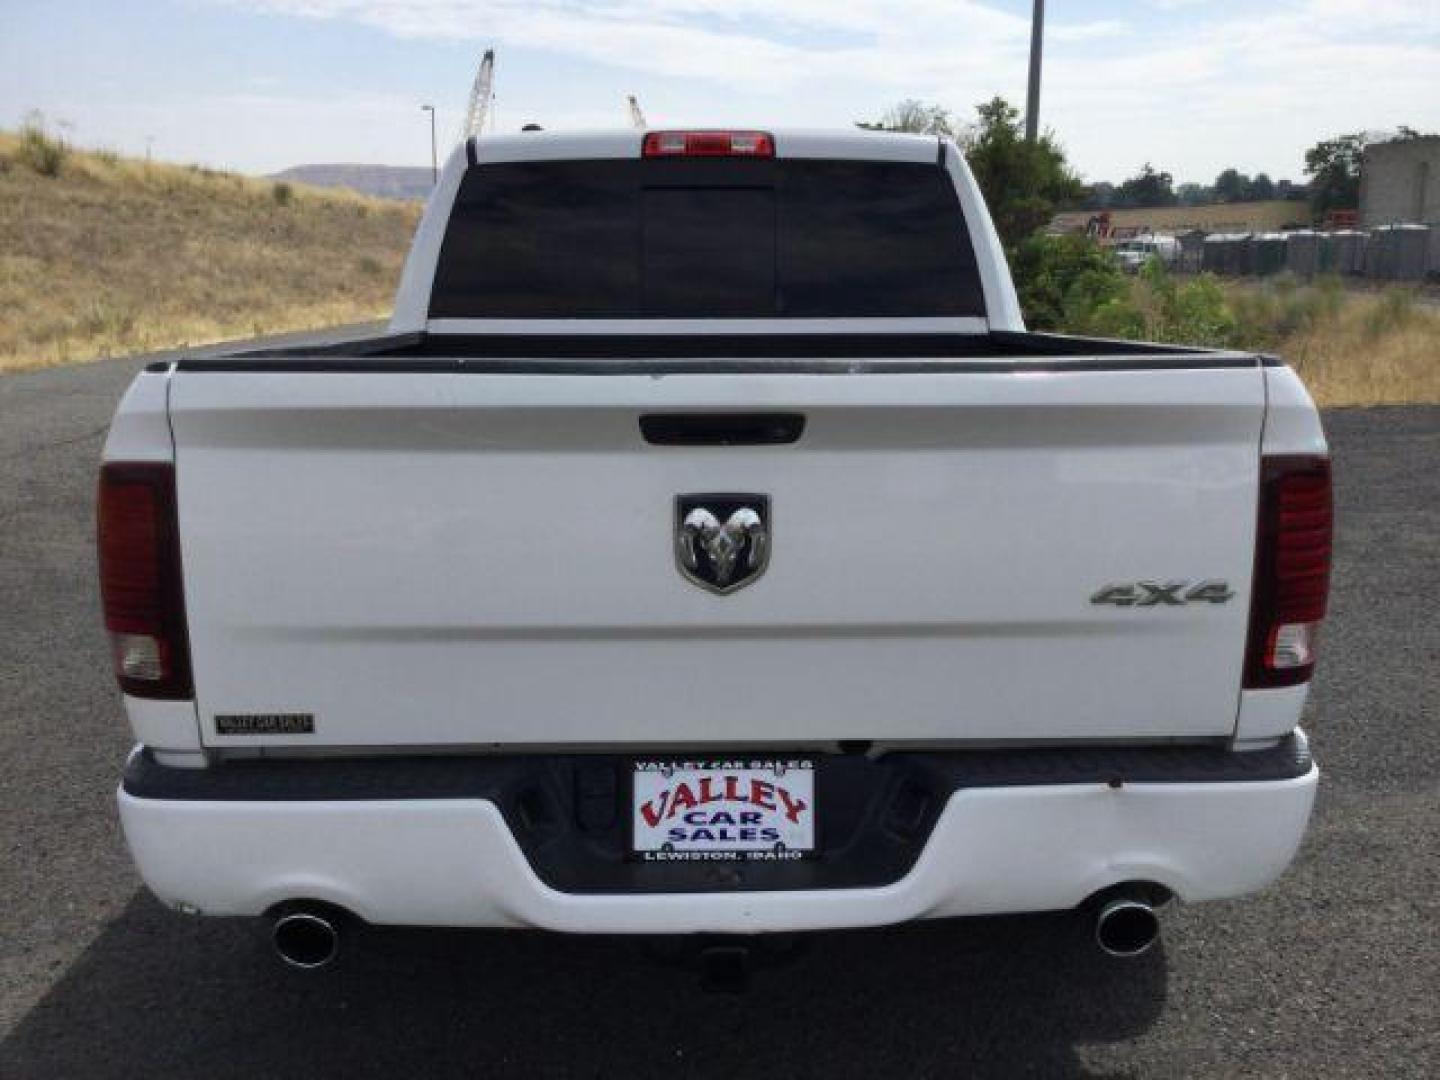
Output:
[
  {"xmin": 1329, "ymin": 230, "xmax": 1366, "ymax": 275},
  {"xmin": 1391, "ymin": 225, "xmax": 1430, "ymax": 280},
  {"xmin": 1286, "ymin": 231, "xmax": 1321, "ymax": 277},
  {"xmin": 1363, "ymin": 228, "xmax": 1391, "ymax": 278},
  {"xmin": 1177, "ymin": 229, "xmax": 1206, "ymax": 273},
  {"xmin": 1202, "ymin": 234, "xmax": 1230, "ymax": 274},
  {"xmin": 1316, "ymin": 232, "xmax": 1338, "ymax": 275},
  {"xmin": 1232, "ymin": 233, "xmax": 1256, "ymax": 275},
  {"xmin": 1350, "ymin": 231, "xmax": 1371, "ymax": 275},
  {"xmin": 1364, "ymin": 225, "xmax": 1427, "ymax": 279},
  {"xmin": 1254, "ymin": 233, "xmax": 1288, "ymax": 276}
]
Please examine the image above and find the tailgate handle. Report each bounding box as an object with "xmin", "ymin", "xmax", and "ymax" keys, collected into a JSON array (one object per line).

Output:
[{"xmin": 640, "ymin": 413, "xmax": 805, "ymax": 446}]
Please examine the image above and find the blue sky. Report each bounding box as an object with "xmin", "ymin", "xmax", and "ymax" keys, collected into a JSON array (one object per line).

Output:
[{"xmin": 3, "ymin": 0, "xmax": 1437, "ymax": 182}]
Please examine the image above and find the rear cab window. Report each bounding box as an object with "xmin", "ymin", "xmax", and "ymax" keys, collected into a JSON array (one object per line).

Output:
[{"xmin": 429, "ymin": 157, "xmax": 985, "ymax": 319}]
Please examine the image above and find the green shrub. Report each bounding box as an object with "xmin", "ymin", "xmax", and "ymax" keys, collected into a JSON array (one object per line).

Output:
[
  {"xmin": 271, "ymin": 181, "xmax": 293, "ymax": 206},
  {"xmin": 1011, "ymin": 234, "xmax": 1130, "ymax": 332},
  {"xmin": 357, "ymin": 255, "xmax": 383, "ymax": 276},
  {"xmin": 16, "ymin": 119, "xmax": 67, "ymax": 177},
  {"xmin": 1013, "ymin": 237, "xmax": 1244, "ymax": 348},
  {"xmin": 1132, "ymin": 261, "xmax": 1237, "ymax": 347}
]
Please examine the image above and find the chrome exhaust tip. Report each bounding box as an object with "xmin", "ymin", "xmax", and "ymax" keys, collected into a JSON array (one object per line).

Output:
[
  {"xmin": 272, "ymin": 910, "xmax": 340, "ymax": 970},
  {"xmin": 1094, "ymin": 897, "xmax": 1161, "ymax": 958}
]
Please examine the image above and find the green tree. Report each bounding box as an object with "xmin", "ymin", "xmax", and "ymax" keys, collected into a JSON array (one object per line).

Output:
[
  {"xmin": 1009, "ymin": 234, "xmax": 1130, "ymax": 332},
  {"xmin": 1246, "ymin": 173, "xmax": 1276, "ymax": 201},
  {"xmin": 963, "ymin": 97, "xmax": 1084, "ymax": 249},
  {"xmin": 1213, "ymin": 168, "xmax": 1250, "ymax": 203},
  {"xmin": 856, "ymin": 99, "xmax": 959, "ymax": 139},
  {"xmin": 1115, "ymin": 162, "xmax": 1177, "ymax": 208},
  {"xmin": 1082, "ymin": 181, "xmax": 1117, "ymax": 210},
  {"xmin": 1133, "ymin": 261, "xmax": 1237, "ymax": 346},
  {"xmin": 1303, "ymin": 133, "xmax": 1366, "ymax": 216}
]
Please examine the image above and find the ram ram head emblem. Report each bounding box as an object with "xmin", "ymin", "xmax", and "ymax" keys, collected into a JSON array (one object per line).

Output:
[{"xmin": 674, "ymin": 494, "xmax": 771, "ymax": 594}]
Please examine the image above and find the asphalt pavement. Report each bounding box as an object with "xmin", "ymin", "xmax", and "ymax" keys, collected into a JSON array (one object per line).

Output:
[{"xmin": 0, "ymin": 346, "xmax": 1436, "ymax": 1078}]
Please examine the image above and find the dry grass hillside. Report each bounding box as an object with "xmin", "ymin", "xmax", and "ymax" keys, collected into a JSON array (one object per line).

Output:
[{"xmin": 0, "ymin": 128, "xmax": 421, "ymax": 372}]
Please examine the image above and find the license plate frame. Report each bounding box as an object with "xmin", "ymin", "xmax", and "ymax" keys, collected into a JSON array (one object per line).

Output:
[{"xmin": 628, "ymin": 756, "xmax": 818, "ymax": 863}]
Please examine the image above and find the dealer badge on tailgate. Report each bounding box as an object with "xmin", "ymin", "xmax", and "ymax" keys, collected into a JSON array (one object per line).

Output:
[{"xmin": 631, "ymin": 758, "xmax": 816, "ymax": 861}]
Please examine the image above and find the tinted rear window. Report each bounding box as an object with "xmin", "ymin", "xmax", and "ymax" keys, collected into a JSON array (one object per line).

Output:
[{"xmin": 429, "ymin": 158, "xmax": 984, "ymax": 318}]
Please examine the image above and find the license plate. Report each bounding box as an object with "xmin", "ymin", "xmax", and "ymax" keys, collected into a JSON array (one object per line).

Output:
[{"xmin": 631, "ymin": 758, "xmax": 816, "ymax": 862}]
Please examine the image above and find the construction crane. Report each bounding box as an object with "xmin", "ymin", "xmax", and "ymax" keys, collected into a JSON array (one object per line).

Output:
[
  {"xmin": 462, "ymin": 48, "xmax": 495, "ymax": 138},
  {"xmin": 627, "ymin": 94, "xmax": 646, "ymax": 130}
]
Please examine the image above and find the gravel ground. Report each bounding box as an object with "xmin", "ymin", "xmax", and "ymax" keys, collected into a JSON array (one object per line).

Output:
[{"xmin": 0, "ymin": 349, "xmax": 1435, "ymax": 1078}]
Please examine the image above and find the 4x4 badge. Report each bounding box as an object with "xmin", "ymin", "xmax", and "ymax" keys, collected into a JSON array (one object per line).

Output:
[
  {"xmin": 674, "ymin": 494, "xmax": 770, "ymax": 595},
  {"xmin": 1091, "ymin": 580, "xmax": 1234, "ymax": 607}
]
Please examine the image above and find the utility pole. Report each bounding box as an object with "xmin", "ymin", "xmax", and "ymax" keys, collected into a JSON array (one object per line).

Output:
[
  {"xmin": 1025, "ymin": 0, "xmax": 1045, "ymax": 142},
  {"xmin": 420, "ymin": 104, "xmax": 436, "ymax": 185}
]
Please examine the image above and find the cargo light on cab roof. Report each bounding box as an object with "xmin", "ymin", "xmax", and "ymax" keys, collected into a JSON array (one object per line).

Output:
[{"xmin": 642, "ymin": 130, "xmax": 775, "ymax": 158}]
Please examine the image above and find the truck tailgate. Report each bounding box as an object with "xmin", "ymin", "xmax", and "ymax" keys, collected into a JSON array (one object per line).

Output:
[{"xmin": 169, "ymin": 364, "xmax": 1264, "ymax": 748}]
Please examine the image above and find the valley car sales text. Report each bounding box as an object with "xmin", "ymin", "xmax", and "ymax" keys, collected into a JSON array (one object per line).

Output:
[{"xmin": 636, "ymin": 759, "xmax": 812, "ymax": 861}]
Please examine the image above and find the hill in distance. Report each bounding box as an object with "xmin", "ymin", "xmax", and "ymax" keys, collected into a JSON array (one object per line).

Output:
[{"xmin": 271, "ymin": 164, "xmax": 434, "ymax": 201}]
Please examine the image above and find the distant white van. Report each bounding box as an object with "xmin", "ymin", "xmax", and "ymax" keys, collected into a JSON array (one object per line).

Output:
[{"xmin": 1112, "ymin": 235, "xmax": 1181, "ymax": 273}]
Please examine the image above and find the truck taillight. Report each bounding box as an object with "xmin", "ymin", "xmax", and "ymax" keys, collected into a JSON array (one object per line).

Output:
[
  {"xmin": 1244, "ymin": 455, "xmax": 1332, "ymax": 689},
  {"xmin": 642, "ymin": 130, "xmax": 774, "ymax": 158},
  {"xmin": 98, "ymin": 462, "xmax": 192, "ymax": 699}
]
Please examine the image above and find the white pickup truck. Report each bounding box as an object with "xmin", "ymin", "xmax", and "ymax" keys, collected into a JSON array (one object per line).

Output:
[{"xmin": 102, "ymin": 129, "xmax": 1327, "ymax": 971}]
